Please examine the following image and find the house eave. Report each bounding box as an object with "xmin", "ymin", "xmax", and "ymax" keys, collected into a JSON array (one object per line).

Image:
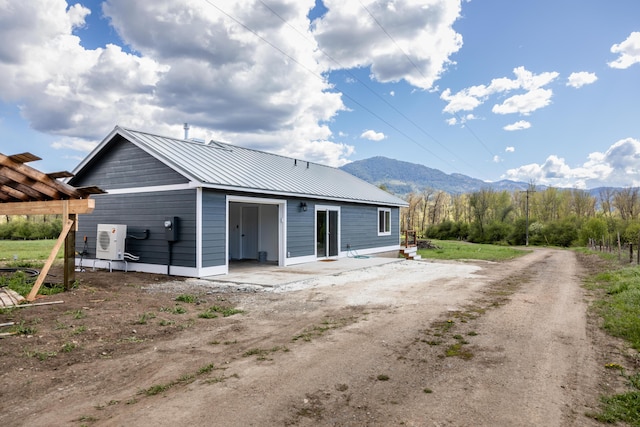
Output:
[{"xmin": 190, "ymin": 182, "xmax": 408, "ymax": 207}]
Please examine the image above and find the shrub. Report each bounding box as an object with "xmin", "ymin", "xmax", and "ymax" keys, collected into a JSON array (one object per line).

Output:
[
  {"xmin": 425, "ymin": 221, "xmax": 469, "ymax": 241},
  {"xmin": 0, "ymin": 217, "xmax": 62, "ymax": 240},
  {"xmin": 579, "ymin": 217, "xmax": 609, "ymax": 246}
]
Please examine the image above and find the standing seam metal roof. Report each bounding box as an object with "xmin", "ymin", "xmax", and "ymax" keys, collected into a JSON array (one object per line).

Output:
[{"xmin": 103, "ymin": 126, "xmax": 408, "ymax": 206}]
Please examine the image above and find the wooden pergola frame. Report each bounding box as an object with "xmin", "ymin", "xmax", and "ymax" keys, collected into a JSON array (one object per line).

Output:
[{"xmin": 0, "ymin": 152, "xmax": 104, "ymax": 301}]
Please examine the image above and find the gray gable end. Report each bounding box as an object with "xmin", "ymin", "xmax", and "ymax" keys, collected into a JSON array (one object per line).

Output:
[{"xmin": 70, "ymin": 134, "xmax": 189, "ymax": 189}]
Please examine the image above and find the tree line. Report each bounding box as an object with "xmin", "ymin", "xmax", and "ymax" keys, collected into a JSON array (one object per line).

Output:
[
  {"xmin": 0, "ymin": 215, "xmax": 63, "ymax": 240},
  {"xmin": 400, "ymin": 185, "xmax": 640, "ymax": 247}
]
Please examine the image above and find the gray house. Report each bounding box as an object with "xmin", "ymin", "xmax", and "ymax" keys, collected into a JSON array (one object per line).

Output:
[{"xmin": 69, "ymin": 126, "xmax": 407, "ymax": 277}]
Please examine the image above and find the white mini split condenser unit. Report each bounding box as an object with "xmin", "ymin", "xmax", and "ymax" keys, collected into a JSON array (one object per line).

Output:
[{"xmin": 96, "ymin": 224, "xmax": 127, "ymax": 261}]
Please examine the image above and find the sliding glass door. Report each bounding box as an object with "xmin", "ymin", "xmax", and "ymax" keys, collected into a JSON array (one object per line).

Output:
[{"xmin": 316, "ymin": 208, "xmax": 339, "ymax": 258}]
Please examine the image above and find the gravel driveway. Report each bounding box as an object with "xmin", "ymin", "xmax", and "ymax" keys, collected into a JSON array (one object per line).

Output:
[{"xmin": 1, "ymin": 248, "xmax": 610, "ymax": 426}]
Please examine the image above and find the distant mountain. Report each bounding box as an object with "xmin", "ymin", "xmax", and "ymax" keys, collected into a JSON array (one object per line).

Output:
[{"xmin": 340, "ymin": 156, "xmax": 530, "ymax": 195}]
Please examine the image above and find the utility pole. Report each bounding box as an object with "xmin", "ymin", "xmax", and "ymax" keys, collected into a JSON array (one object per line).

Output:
[
  {"xmin": 521, "ymin": 187, "xmax": 535, "ymax": 246},
  {"xmin": 525, "ymin": 189, "xmax": 530, "ymax": 246}
]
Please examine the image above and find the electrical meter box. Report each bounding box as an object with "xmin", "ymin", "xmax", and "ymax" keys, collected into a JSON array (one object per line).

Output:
[{"xmin": 164, "ymin": 217, "xmax": 179, "ymax": 242}]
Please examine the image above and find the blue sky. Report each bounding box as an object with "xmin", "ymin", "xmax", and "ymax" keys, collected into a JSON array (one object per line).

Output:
[{"xmin": 1, "ymin": 0, "xmax": 639, "ymax": 189}]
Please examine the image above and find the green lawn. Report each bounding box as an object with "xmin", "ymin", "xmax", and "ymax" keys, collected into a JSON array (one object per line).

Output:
[
  {"xmin": 583, "ymin": 260, "xmax": 640, "ymax": 424},
  {"xmin": 0, "ymin": 239, "xmax": 64, "ymax": 264},
  {"xmin": 417, "ymin": 239, "xmax": 530, "ymax": 262}
]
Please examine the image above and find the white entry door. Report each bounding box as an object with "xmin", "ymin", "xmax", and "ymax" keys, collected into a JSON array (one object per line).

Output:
[{"xmin": 241, "ymin": 206, "xmax": 259, "ymax": 260}]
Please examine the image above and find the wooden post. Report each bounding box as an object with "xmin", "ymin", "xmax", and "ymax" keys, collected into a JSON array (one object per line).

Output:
[
  {"xmin": 26, "ymin": 219, "xmax": 73, "ymax": 302},
  {"xmin": 61, "ymin": 200, "xmax": 75, "ymax": 290},
  {"xmin": 630, "ymin": 243, "xmax": 633, "ymax": 264},
  {"xmin": 64, "ymin": 213, "xmax": 76, "ymax": 289},
  {"xmin": 617, "ymin": 232, "xmax": 621, "ymax": 262}
]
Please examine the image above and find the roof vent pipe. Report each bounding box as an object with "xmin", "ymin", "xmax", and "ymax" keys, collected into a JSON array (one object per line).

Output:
[{"xmin": 183, "ymin": 123, "xmax": 190, "ymax": 140}]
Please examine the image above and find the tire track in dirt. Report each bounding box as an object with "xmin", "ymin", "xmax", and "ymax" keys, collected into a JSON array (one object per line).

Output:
[{"xmin": 391, "ymin": 249, "xmax": 602, "ymax": 426}]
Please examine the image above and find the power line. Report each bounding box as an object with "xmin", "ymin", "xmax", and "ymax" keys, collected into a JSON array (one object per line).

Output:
[
  {"xmin": 358, "ymin": 0, "xmax": 497, "ymax": 160},
  {"xmin": 256, "ymin": 0, "xmax": 480, "ymax": 174},
  {"xmin": 201, "ymin": 0, "xmax": 461, "ymax": 169},
  {"xmin": 202, "ymin": 0, "xmax": 493, "ymax": 174}
]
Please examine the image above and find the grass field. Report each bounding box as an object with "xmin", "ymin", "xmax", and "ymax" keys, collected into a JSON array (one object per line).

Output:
[
  {"xmin": 0, "ymin": 239, "xmax": 63, "ymax": 265},
  {"xmin": 417, "ymin": 239, "xmax": 530, "ymax": 262},
  {"xmin": 3, "ymin": 239, "xmax": 532, "ymax": 264},
  {"xmin": 583, "ymin": 259, "xmax": 640, "ymax": 424}
]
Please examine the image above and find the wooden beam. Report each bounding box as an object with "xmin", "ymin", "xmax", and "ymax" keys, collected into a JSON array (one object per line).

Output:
[
  {"xmin": 0, "ymin": 177, "xmax": 44, "ymax": 200},
  {"xmin": 8, "ymin": 153, "xmax": 41, "ymax": 163},
  {"xmin": 0, "ymin": 166, "xmax": 63, "ymax": 199},
  {"xmin": 0, "ymin": 198, "xmax": 95, "ymax": 215},
  {"xmin": 47, "ymin": 171, "xmax": 74, "ymax": 179},
  {"xmin": 73, "ymin": 186, "xmax": 107, "ymax": 195},
  {"xmin": 27, "ymin": 218, "xmax": 74, "ymax": 302},
  {"xmin": 0, "ymin": 153, "xmax": 83, "ymax": 199},
  {"xmin": 0, "ymin": 184, "xmax": 30, "ymax": 201}
]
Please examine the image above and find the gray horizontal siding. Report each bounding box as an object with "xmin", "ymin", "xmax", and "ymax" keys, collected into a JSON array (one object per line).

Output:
[
  {"xmin": 287, "ymin": 201, "xmax": 399, "ymax": 257},
  {"xmin": 341, "ymin": 204, "xmax": 400, "ymax": 251},
  {"xmin": 202, "ymin": 191, "xmax": 226, "ymax": 267},
  {"xmin": 70, "ymin": 135, "xmax": 189, "ymax": 189},
  {"xmin": 76, "ymin": 189, "xmax": 197, "ymax": 268},
  {"xmin": 287, "ymin": 199, "xmax": 315, "ymax": 257}
]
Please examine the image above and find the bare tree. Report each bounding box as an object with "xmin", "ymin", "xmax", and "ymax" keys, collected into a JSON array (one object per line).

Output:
[
  {"xmin": 430, "ymin": 191, "xmax": 446, "ymax": 225},
  {"xmin": 537, "ymin": 187, "xmax": 563, "ymax": 222},
  {"xmin": 613, "ymin": 187, "xmax": 639, "ymax": 220},
  {"xmin": 451, "ymin": 193, "xmax": 467, "ymax": 223},
  {"xmin": 598, "ymin": 188, "xmax": 615, "ymax": 220},
  {"xmin": 469, "ymin": 188, "xmax": 493, "ymax": 235},
  {"xmin": 420, "ymin": 187, "xmax": 434, "ymax": 233},
  {"xmin": 402, "ymin": 192, "xmax": 422, "ymax": 231},
  {"xmin": 570, "ymin": 189, "xmax": 596, "ymax": 218}
]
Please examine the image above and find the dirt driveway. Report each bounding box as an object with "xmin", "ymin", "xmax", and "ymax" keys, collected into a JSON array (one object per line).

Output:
[{"xmin": 0, "ymin": 248, "xmax": 622, "ymax": 426}]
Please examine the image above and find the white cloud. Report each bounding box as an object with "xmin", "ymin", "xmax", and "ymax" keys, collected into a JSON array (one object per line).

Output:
[
  {"xmin": 0, "ymin": 0, "xmax": 470, "ymax": 167},
  {"xmin": 51, "ymin": 136, "xmax": 97, "ymax": 152},
  {"xmin": 441, "ymin": 66, "xmax": 558, "ymax": 115},
  {"xmin": 505, "ymin": 146, "xmax": 515, "ymax": 153},
  {"xmin": 608, "ymin": 32, "xmax": 640, "ymax": 69},
  {"xmin": 503, "ymin": 120, "xmax": 531, "ymax": 131},
  {"xmin": 313, "ymin": 0, "xmax": 464, "ymax": 89},
  {"xmin": 493, "ymin": 155, "xmax": 502, "ymax": 163},
  {"xmin": 0, "ymin": 1, "xmax": 169, "ymax": 141},
  {"xmin": 0, "ymin": 0, "xmax": 360, "ymax": 166},
  {"xmin": 389, "ymin": 90, "xmax": 395, "ymax": 96},
  {"xmin": 444, "ymin": 113, "xmax": 477, "ymax": 126},
  {"xmin": 567, "ymin": 71, "xmax": 597, "ymax": 88},
  {"xmin": 492, "ymin": 88, "xmax": 553, "ymax": 115},
  {"xmin": 440, "ymin": 86, "xmax": 484, "ymax": 113},
  {"xmin": 360, "ymin": 129, "xmax": 386, "ymax": 141},
  {"xmin": 502, "ymin": 137, "xmax": 640, "ymax": 187}
]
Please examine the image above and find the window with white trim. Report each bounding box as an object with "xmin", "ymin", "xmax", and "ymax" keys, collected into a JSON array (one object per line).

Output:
[{"xmin": 378, "ymin": 208, "xmax": 391, "ymax": 236}]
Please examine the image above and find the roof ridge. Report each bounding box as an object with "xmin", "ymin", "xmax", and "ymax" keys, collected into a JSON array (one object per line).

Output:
[{"xmin": 122, "ymin": 126, "xmax": 335, "ymax": 170}]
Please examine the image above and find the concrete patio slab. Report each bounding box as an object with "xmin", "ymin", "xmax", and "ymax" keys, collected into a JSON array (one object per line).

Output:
[{"xmin": 204, "ymin": 256, "xmax": 403, "ymax": 287}]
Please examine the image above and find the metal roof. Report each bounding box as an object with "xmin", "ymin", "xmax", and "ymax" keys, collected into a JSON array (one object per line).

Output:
[{"xmin": 77, "ymin": 126, "xmax": 407, "ymax": 207}]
